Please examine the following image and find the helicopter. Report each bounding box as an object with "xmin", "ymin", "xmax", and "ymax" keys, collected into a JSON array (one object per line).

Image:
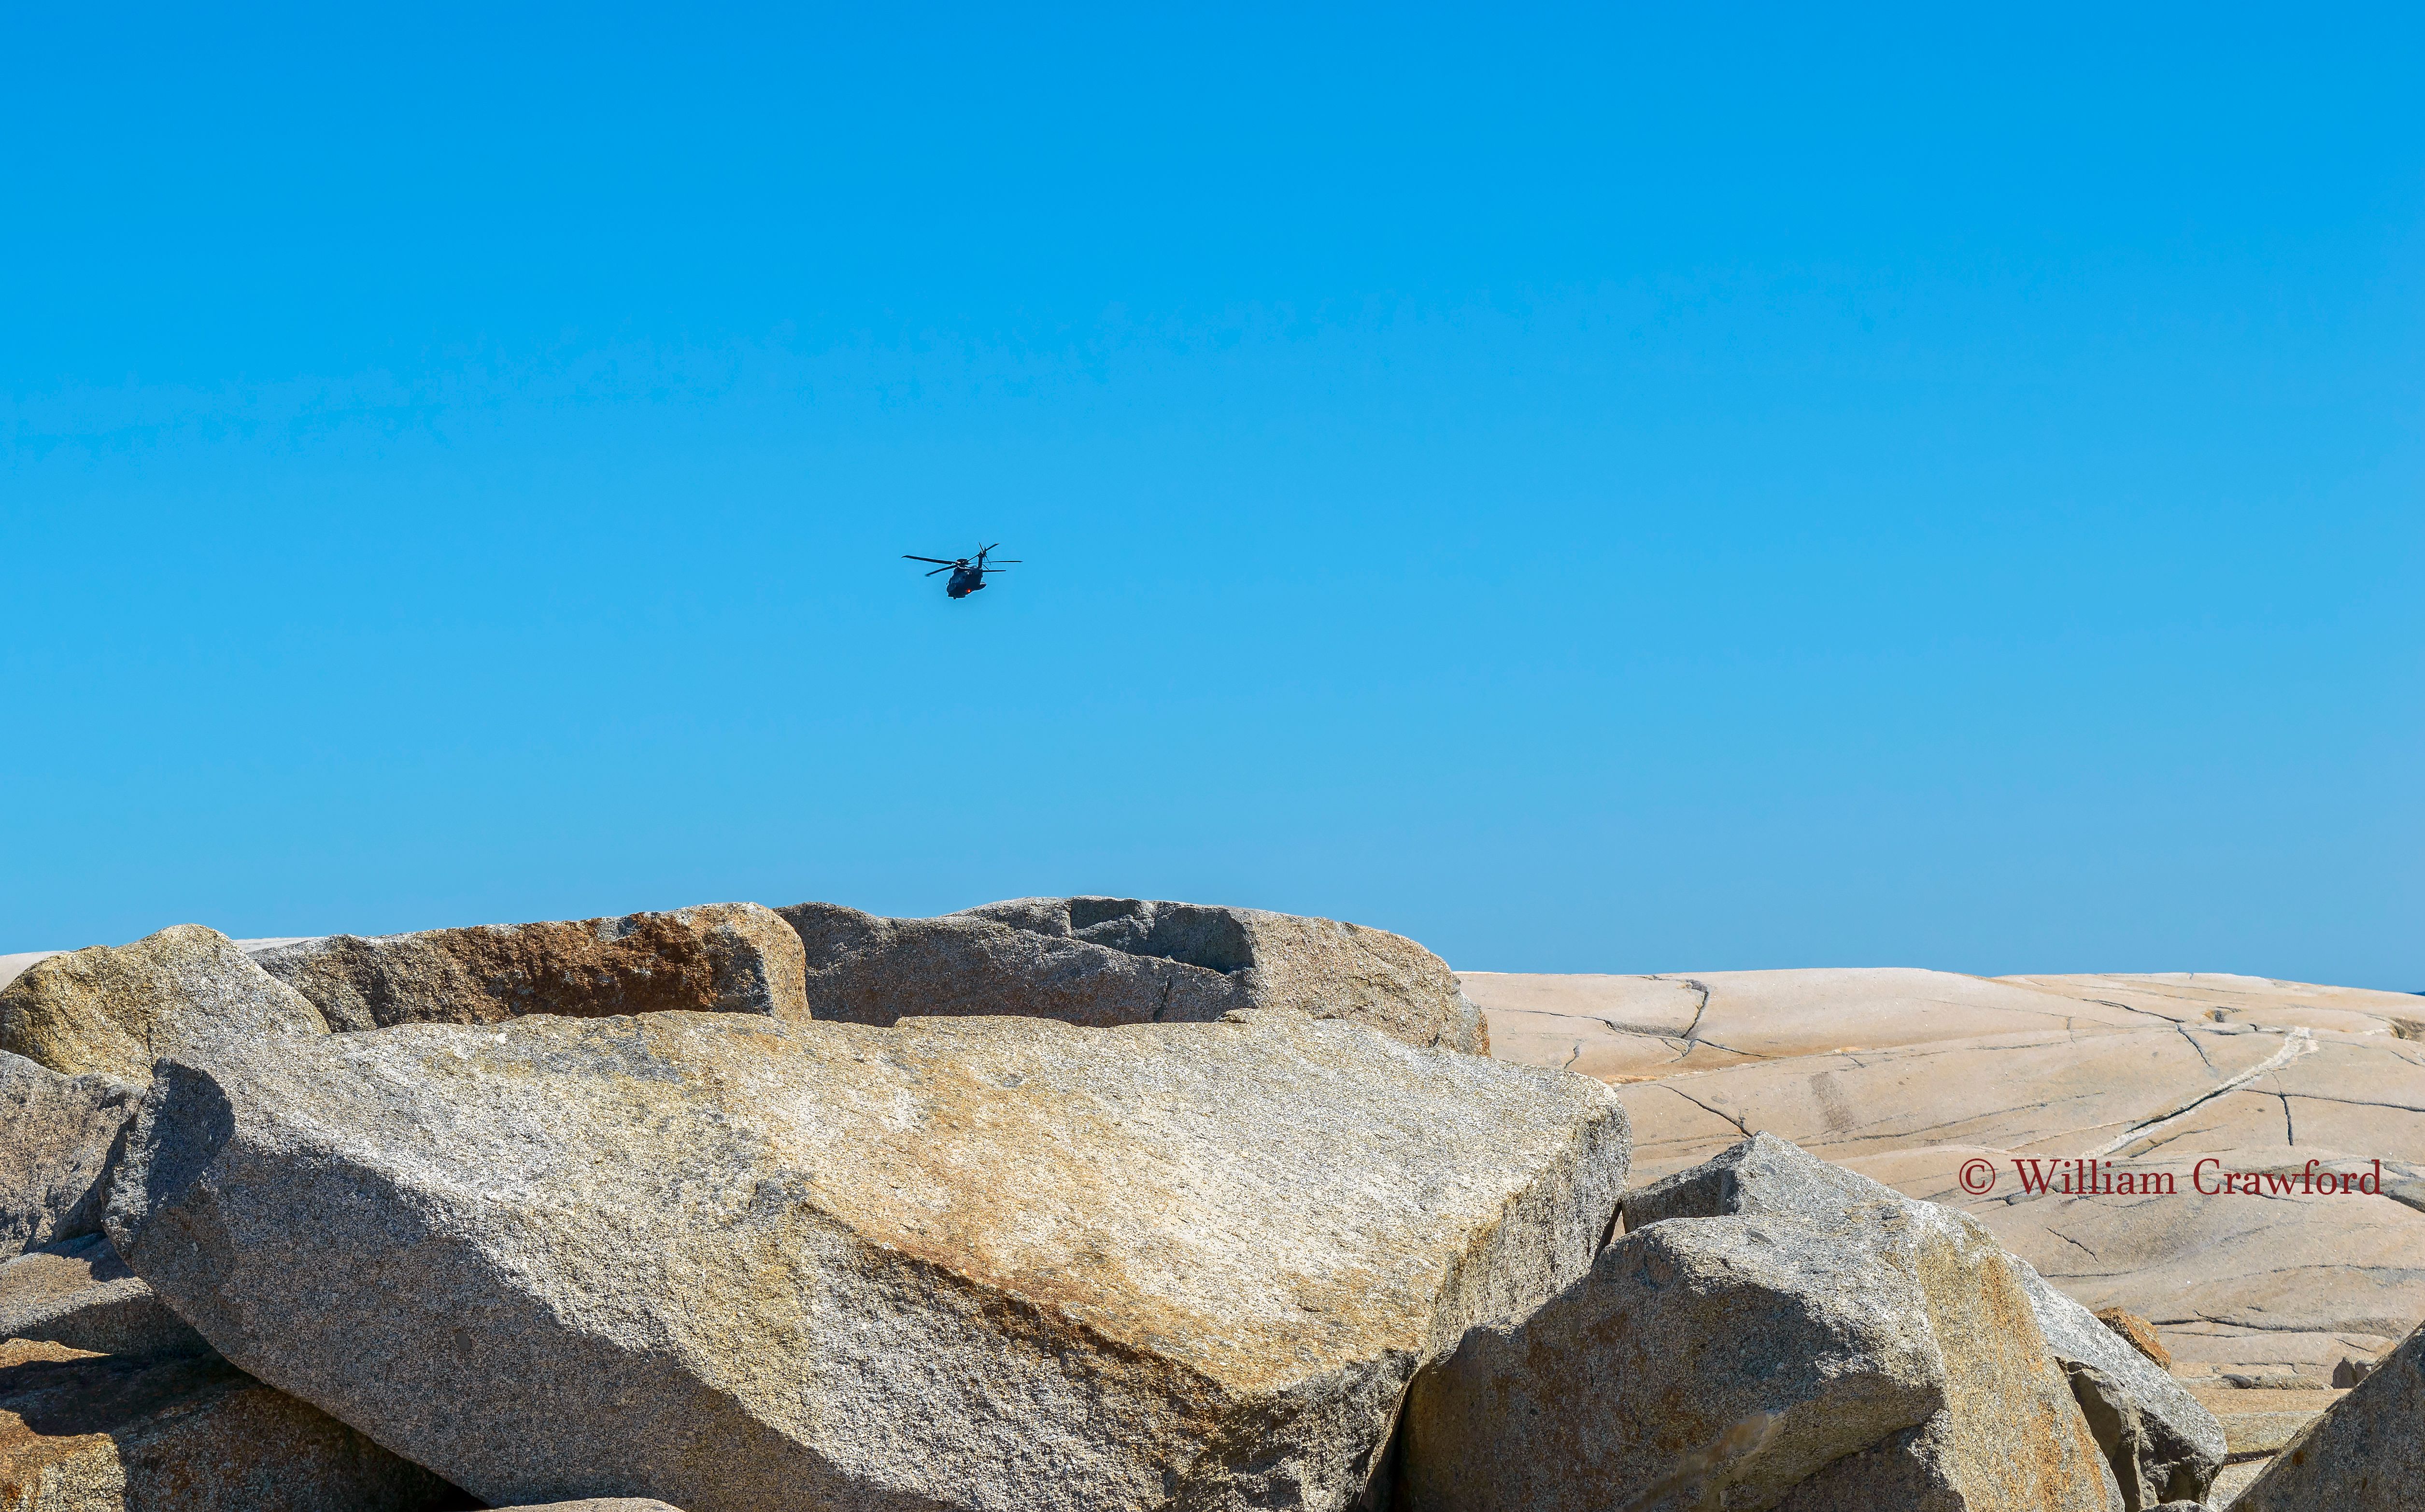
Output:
[{"xmin": 904, "ymin": 543, "xmax": 1020, "ymax": 599}]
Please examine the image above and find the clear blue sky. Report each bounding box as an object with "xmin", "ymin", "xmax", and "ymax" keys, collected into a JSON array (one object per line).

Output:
[{"xmin": 5, "ymin": 5, "xmax": 2418, "ymax": 986}]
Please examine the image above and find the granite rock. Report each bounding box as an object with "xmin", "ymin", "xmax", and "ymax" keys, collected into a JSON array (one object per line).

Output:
[
  {"xmin": 1399, "ymin": 1209, "xmax": 1946, "ymax": 1511},
  {"xmin": 2096, "ymin": 1308, "xmax": 2172, "ymax": 1371},
  {"xmin": 0, "ymin": 927, "xmax": 327, "ymax": 1084},
  {"xmin": 247, "ymin": 903, "xmax": 808, "ymax": 1031},
  {"xmin": 109, "ymin": 1008, "xmax": 1623, "ymax": 1512},
  {"xmin": 0, "ymin": 1337, "xmax": 457, "ymax": 1511},
  {"xmin": 0, "ymin": 1233, "xmax": 208, "ymax": 1359},
  {"xmin": 1623, "ymin": 1135, "xmax": 2118, "ymax": 1512},
  {"xmin": 783, "ymin": 896, "xmax": 1487, "ymax": 1053},
  {"xmin": 2230, "ymin": 1315, "xmax": 2425, "ymax": 1509},
  {"xmin": 0, "ymin": 1052, "xmax": 139, "ymax": 1257},
  {"xmin": 2017, "ymin": 1261, "xmax": 2223, "ymax": 1509}
]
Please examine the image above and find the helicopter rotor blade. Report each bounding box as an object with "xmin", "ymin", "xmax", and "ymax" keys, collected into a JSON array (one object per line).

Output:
[
  {"xmin": 925, "ymin": 565, "xmax": 954, "ymax": 576},
  {"xmin": 903, "ymin": 555, "xmax": 957, "ymax": 565}
]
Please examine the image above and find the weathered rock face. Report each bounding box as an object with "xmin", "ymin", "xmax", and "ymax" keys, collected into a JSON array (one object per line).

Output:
[
  {"xmin": 0, "ymin": 1052, "xmax": 139, "ymax": 1258},
  {"xmin": 2230, "ymin": 1315, "xmax": 2425, "ymax": 1509},
  {"xmin": 782, "ymin": 897, "xmax": 1486, "ymax": 1053},
  {"xmin": 2014, "ymin": 1261, "xmax": 2223, "ymax": 1509},
  {"xmin": 1481, "ymin": 966, "xmax": 2425, "ymax": 1385},
  {"xmin": 0, "ymin": 1233, "xmax": 210, "ymax": 1360},
  {"xmin": 779, "ymin": 902, "xmax": 1237, "ymax": 1029},
  {"xmin": 1619, "ymin": 1135, "xmax": 2118, "ymax": 1512},
  {"xmin": 2095, "ymin": 1308, "xmax": 2171, "ymax": 1371},
  {"xmin": 0, "ymin": 1338, "xmax": 459, "ymax": 1512},
  {"xmin": 247, "ymin": 903, "xmax": 809, "ymax": 1031},
  {"xmin": 0, "ymin": 927, "xmax": 327, "ymax": 1084},
  {"xmin": 109, "ymin": 1008, "xmax": 1624, "ymax": 1512},
  {"xmin": 1400, "ymin": 1209, "xmax": 1946, "ymax": 1511}
]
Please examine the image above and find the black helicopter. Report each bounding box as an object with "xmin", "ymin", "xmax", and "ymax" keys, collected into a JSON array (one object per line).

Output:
[{"xmin": 904, "ymin": 544, "xmax": 1020, "ymax": 598}]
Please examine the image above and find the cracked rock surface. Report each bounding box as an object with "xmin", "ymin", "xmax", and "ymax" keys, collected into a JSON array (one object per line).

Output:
[
  {"xmin": 1472, "ymin": 967, "xmax": 2425, "ymax": 1385},
  {"xmin": 109, "ymin": 1007, "xmax": 1622, "ymax": 1512}
]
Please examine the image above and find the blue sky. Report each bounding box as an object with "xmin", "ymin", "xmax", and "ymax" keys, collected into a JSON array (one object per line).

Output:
[{"xmin": 4, "ymin": 5, "xmax": 2418, "ymax": 986}]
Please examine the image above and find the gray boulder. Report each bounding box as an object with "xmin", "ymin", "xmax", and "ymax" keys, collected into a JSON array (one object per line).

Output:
[
  {"xmin": 1399, "ymin": 1209, "xmax": 1947, "ymax": 1511},
  {"xmin": 0, "ymin": 1337, "xmax": 460, "ymax": 1510},
  {"xmin": 2016, "ymin": 1260, "xmax": 2225, "ymax": 1509},
  {"xmin": 1620, "ymin": 1134, "xmax": 2117, "ymax": 1512},
  {"xmin": 1628, "ymin": 1133, "xmax": 2221, "ymax": 1507},
  {"xmin": 0, "ymin": 925, "xmax": 328, "ymax": 1083},
  {"xmin": 0, "ymin": 1050, "xmax": 140, "ymax": 1256},
  {"xmin": 0, "ymin": 1231, "xmax": 210, "ymax": 1358},
  {"xmin": 247, "ymin": 902, "xmax": 809, "ymax": 1030},
  {"xmin": 2230, "ymin": 1313, "xmax": 2425, "ymax": 1509},
  {"xmin": 109, "ymin": 1008, "xmax": 1624, "ymax": 1512},
  {"xmin": 781, "ymin": 895, "xmax": 1488, "ymax": 1052}
]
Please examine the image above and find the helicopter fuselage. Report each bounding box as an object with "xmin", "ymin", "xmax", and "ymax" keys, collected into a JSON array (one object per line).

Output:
[{"xmin": 946, "ymin": 567, "xmax": 987, "ymax": 597}]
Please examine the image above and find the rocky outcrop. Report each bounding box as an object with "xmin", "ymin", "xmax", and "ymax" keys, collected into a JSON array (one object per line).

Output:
[
  {"xmin": 108, "ymin": 1008, "xmax": 1623, "ymax": 1512},
  {"xmin": 247, "ymin": 903, "xmax": 808, "ymax": 1030},
  {"xmin": 0, "ymin": 1338, "xmax": 459, "ymax": 1511},
  {"xmin": 2229, "ymin": 1315, "xmax": 2425, "ymax": 1509},
  {"xmin": 782, "ymin": 896, "xmax": 1486, "ymax": 1053},
  {"xmin": 0, "ymin": 1052, "xmax": 139, "ymax": 1258},
  {"xmin": 1477, "ymin": 965, "xmax": 2425, "ymax": 1386},
  {"xmin": 0, "ymin": 1233, "xmax": 209, "ymax": 1359},
  {"xmin": 0, "ymin": 926, "xmax": 327, "ymax": 1083},
  {"xmin": 1612, "ymin": 1134, "xmax": 2127, "ymax": 1511}
]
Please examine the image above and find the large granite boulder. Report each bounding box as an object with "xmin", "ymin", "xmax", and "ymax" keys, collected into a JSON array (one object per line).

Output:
[
  {"xmin": 247, "ymin": 903, "xmax": 808, "ymax": 1030},
  {"xmin": 108, "ymin": 1008, "xmax": 1624, "ymax": 1512},
  {"xmin": 1400, "ymin": 1208, "xmax": 1948, "ymax": 1510},
  {"xmin": 782, "ymin": 896, "xmax": 1487, "ymax": 1052},
  {"xmin": 0, "ymin": 926, "xmax": 327, "ymax": 1084},
  {"xmin": 2230, "ymin": 1314, "xmax": 2425, "ymax": 1509},
  {"xmin": 0, "ymin": 1338, "xmax": 458, "ymax": 1511},
  {"xmin": 0, "ymin": 1232, "xmax": 209, "ymax": 1359},
  {"xmin": 2014, "ymin": 1260, "xmax": 2225, "ymax": 1509},
  {"xmin": 1617, "ymin": 1134, "xmax": 2127, "ymax": 1511},
  {"xmin": 0, "ymin": 1052, "xmax": 139, "ymax": 1258}
]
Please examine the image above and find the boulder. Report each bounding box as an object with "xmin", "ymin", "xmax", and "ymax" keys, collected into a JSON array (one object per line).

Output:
[
  {"xmin": 0, "ymin": 952, "xmax": 58, "ymax": 994},
  {"xmin": 2016, "ymin": 1261, "xmax": 2224, "ymax": 1508},
  {"xmin": 0, "ymin": 1233, "xmax": 209, "ymax": 1359},
  {"xmin": 0, "ymin": 1052, "xmax": 139, "ymax": 1257},
  {"xmin": 782, "ymin": 896, "xmax": 1488, "ymax": 1052},
  {"xmin": 108, "ymin": 1008, "xmax": 1625, "ymax": 1512},
  {"xmin": 0, "ymin": 1337, "xmax": 458, "ymax": 1511},
  {"xmin": 1399, "ymin": 1209, "xmax": 1947, "ymax": 1511},
  {"xmin": 2230, "ymin": 1314, "xmax": 2425, "ymax": 1509},
  {"xmin": 1621, "ymin": 1134, "xmax": 2120, "ymax": 1511},
  {"xmin": 0, "ymin": 926, "xmax": 327, "ymax": 1083},
  {"xmin": 2096, "ymin": 1308, "xmax": 2172, "ymax": 1371},
  {"xmin": 247, "ymin": 903, "xmax": 808, "ymax": 1030},
  {"xmin": 779, "ymin": 902, "xmax": 1235, "ymax": 1029}
]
